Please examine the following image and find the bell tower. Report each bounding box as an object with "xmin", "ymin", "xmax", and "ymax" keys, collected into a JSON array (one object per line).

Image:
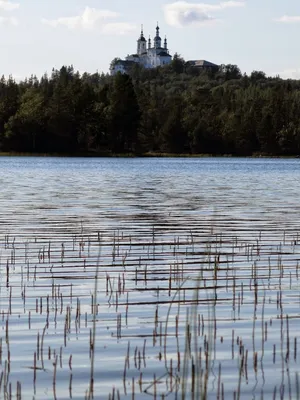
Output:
[
  {"xmin": 153, "ymin": 23, "xmax": 161, "ymax": 49},
  {"xmin": 137, "ymin": 25, "xmax": 147, "ymax": 55},
  {"xmin": 164, "ymin": 36, "xmax": 168, "ymax": 51}
]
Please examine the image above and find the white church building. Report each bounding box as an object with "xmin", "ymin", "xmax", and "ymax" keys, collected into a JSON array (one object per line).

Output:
[{"xmin": 110, "ymin": 24, "xmax": 172, "ymax": 75}]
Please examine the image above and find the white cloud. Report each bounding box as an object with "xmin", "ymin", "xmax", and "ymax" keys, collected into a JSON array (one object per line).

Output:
[
  {"xmin": 272, "ymin": 68, "xmax": 300, "ymax": 80},
  {"xmin": 275, "ymin": 15, "xmax": 300, "ymax": 23},
  {"xmin": 102, "ymin": 22, "xmax": 137, "ymax": 35},
  {"xmin": 42, "ymin": 7, "xmax": 119, "ymax": 30},
  {"xmin": 0, "ymin": 0, "xmax": 19, "ymax": 11},
  {"xmin": 164, "ymin": 1, "xmax": 245, "ymax": 27},
  {"xmin": 0, "ymin": 15, "xmax": 18, "ymax": 25}
]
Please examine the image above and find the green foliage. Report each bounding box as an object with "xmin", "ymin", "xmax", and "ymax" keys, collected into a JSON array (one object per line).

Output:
[
  {"xmin": 1, "ymin": 64, "xmax": 300, "ymax": 155},
  {"xmin": 106, "ymin": 73, "xmax": 140, "ymax": 152},
  {"xmin": 109, "ymin": 58, "xmax": 121, "ymax": 71},
  {"xmin": 170, "ymin": 53, "xmax": 186, "ymax": 74},
  {"xmin": 5, "ymin": 88, "xmax": 45, "ymax": 151}
]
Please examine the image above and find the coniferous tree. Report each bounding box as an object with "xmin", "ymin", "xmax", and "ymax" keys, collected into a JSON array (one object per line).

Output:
[
  {"xmin": 106, "ymin": 73, "xmax": 140, "ymax": 153},
  {"xmin": 1, "ymin": 63, "xmax": 300, "ymax": 156}
]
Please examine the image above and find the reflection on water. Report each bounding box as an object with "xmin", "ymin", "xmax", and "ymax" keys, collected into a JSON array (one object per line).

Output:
[{"xmin": 0, "ymin": 157, "xmax": 300, "ymax": 399}]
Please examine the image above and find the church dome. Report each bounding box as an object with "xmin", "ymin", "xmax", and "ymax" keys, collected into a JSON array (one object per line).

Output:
[
  {"xmin": 154, "ymin": 24, "xmax": 162, "ymax": 46},
  {"xmin": 138, "ymin": 26, "xmax": 146, "ymax": 42}
]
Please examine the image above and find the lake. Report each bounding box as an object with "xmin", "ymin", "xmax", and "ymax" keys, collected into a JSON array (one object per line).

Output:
[{"xmin": 0, "ymin": 156, "xmax": 299, "ymax": 399}]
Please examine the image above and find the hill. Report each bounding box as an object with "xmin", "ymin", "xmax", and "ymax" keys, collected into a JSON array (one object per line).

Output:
[{"xmin": 1, "ymin": 59, "xmax": 300, "ymax": 156}]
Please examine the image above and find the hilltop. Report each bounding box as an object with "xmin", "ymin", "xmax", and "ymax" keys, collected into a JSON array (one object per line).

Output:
[{"xmin": 0, "ymin": 59, "xmax": 300, "ymax": 156}]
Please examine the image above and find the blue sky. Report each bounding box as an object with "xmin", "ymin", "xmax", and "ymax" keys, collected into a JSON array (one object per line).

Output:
[{"xmin": 1, "ymin": 0, "xmax": 300, "ymax": 80}]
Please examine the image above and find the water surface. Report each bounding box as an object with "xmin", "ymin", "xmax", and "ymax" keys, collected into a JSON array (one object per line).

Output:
[{"xmin": 0, "ymin": 157, "xmax": 299, "ymax": 399}]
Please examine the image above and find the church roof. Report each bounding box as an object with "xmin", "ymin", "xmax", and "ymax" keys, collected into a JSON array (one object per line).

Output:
[
  {"xmin": 158, "ymin": 51, "xmax": 171, "ymax": 57},
  {"xmin": 114, "ymin": 60, "xmax": 136, "ymax": 66},
  {"xmin": 187, "ymin": 60, "xmax": 219, "ymax": 68},
  {"xmin": 138, "ymin": 26, "xmax": 146, "ymax": 42}
]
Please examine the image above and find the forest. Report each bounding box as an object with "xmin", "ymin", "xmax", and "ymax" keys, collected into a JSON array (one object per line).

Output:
[{"xmin": 1, "ymin": 54, "xmax": 300, "ymax": 156}]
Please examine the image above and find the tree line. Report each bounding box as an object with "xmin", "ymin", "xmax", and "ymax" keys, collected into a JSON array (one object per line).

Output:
[{"xmin": 1, "ymin": 56, "xmax": 300, "ymax": 156}]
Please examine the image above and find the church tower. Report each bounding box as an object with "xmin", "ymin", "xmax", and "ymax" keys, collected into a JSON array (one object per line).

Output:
[
  {"xmin": 164, "ymin": 36, "xmax": 168, "ymax": 51},
  {"xmin": 153, "ymin": 23, "xmax": 162, "ymax": 49},
  {"xmin": 137, "ymin": 26, "xmax": 147, "ymax": 55}
]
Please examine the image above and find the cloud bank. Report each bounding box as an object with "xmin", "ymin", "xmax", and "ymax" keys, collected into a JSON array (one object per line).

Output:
[
  {"xmin": 0, "ymin": 15, "xmax": 17, "ymax": 25},
  {"xmin": 275, "ymin": 15, "xmax": 300, "ymax": 23},
  {"xmin": 0, "ymin": 0, "xmax": 18, "ymax": 25},
  {"xmin": 102, "ymin": 22, "xmax": 137, "ymax": 35},
  {"xmin": 164, "ymin": 1, "xmax": 245, "ymax": 27},
  {"xmin": 273, "ymin": 68, "xmax": 300, "ymax": 80},
  {"xmin": 42, "ymin": 6, "xmax": 136, "ymax": 35},
  {"xmin": 0, "ymin": 0, "xmax": 19, "ymax": 11}
]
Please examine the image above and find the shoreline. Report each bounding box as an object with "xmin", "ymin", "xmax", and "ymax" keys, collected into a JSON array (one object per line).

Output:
[{"xmin": 0, "ymin": 151, "xmax": 299, "ymax": 158}]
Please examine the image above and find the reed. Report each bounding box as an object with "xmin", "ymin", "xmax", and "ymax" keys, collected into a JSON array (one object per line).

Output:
[{"xmin": 0, "ymin": 223, "xmax": 300, "ymax": 399}]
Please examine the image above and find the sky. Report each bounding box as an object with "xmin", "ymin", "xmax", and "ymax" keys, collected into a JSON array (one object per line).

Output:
[{"xmin": 1, "ymin": 0, "xmax": 300, "ymax": 80}]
